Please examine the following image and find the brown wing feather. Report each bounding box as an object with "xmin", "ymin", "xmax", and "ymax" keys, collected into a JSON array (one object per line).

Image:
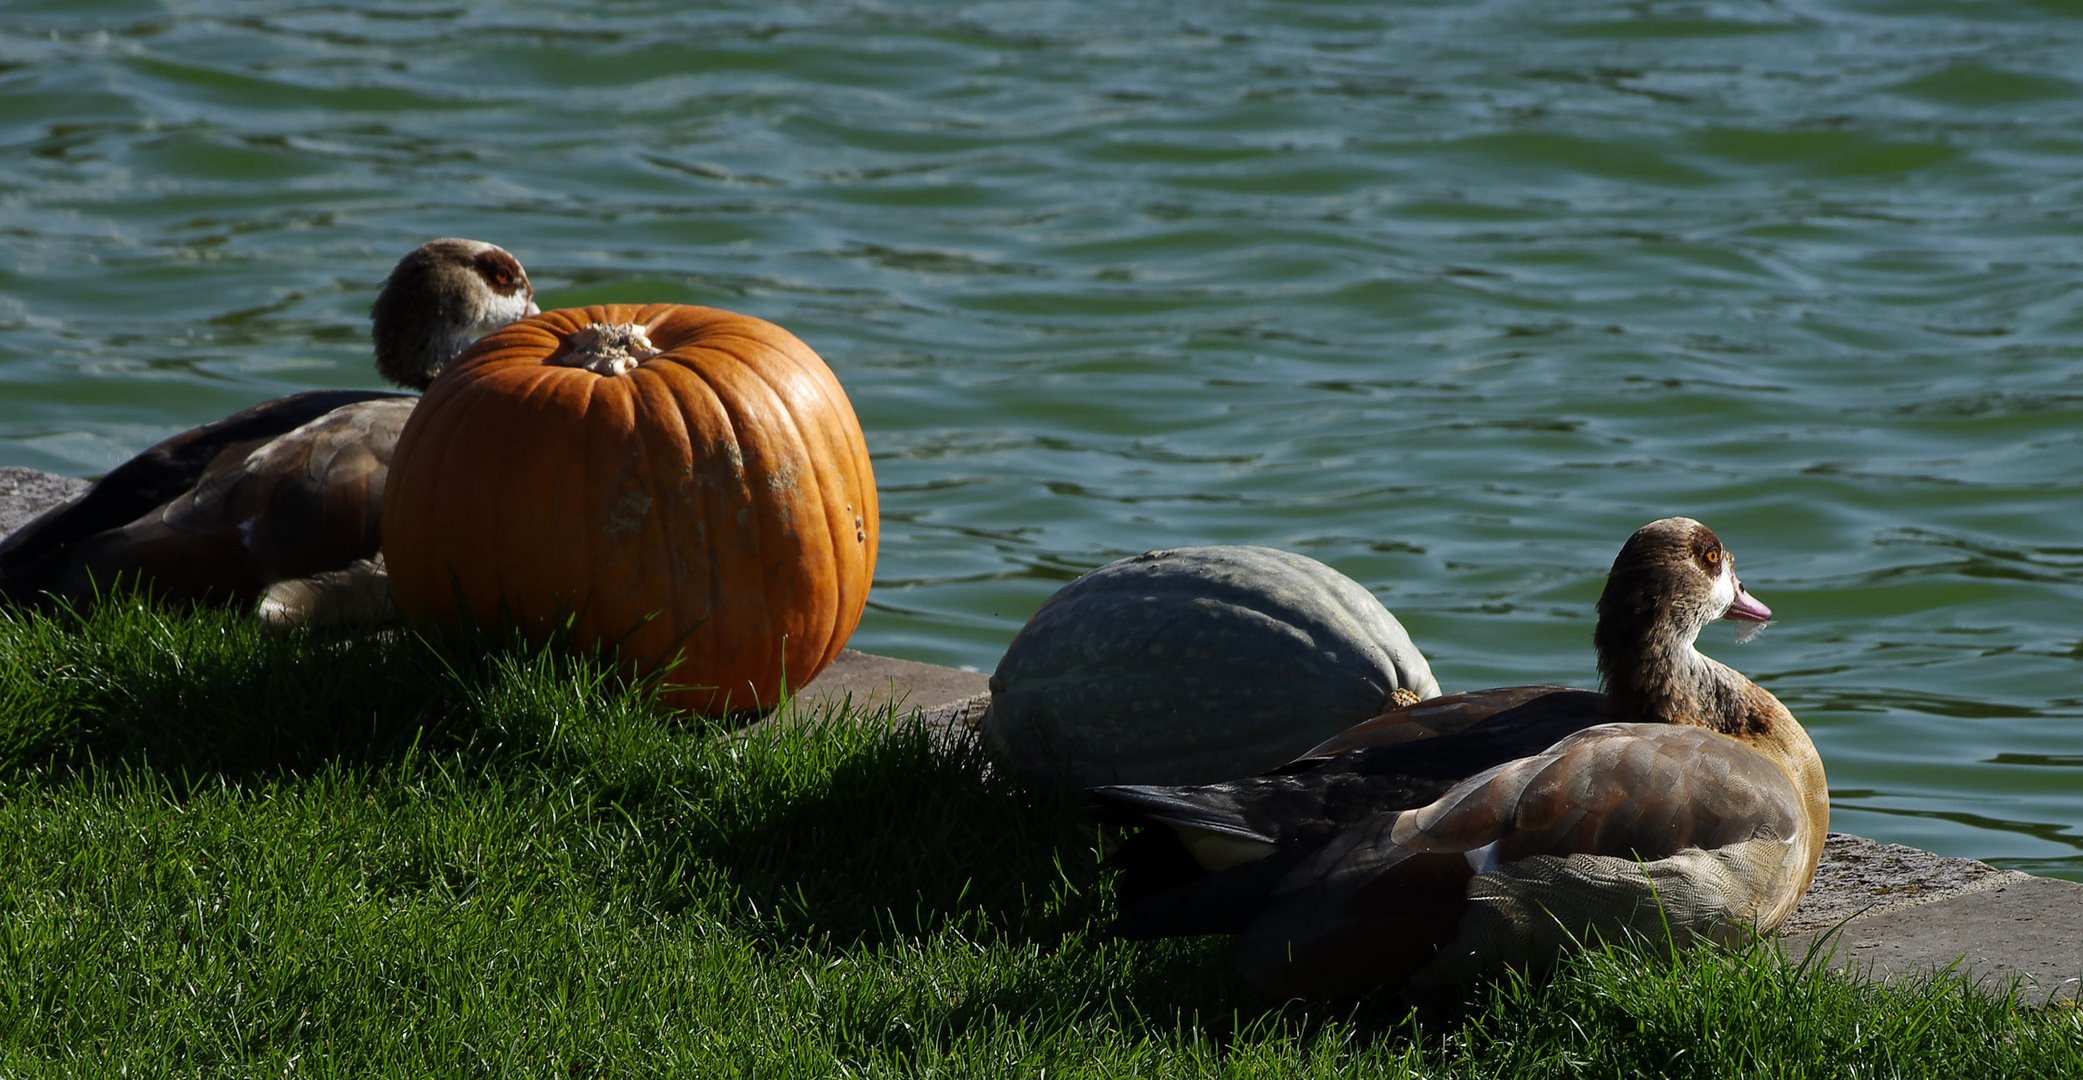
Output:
[
  {"xmin": 1362, "ymin": 724, "xmax": 1800, "ymax": 879},
  {"xmin": 173, "ymin": 398, "xmax": 413, "ymax": 582},
  {"xmin": 1235, "ymin": 725, "xmax": 1803, "ymax": 995},
  {"xmin": 17, "ymin": 398, "xmax": 414, "ymax": 607},
  {"xmin": 1294, "ymin": 684, "xmax": 1580, "ymax": 759},
  {"xmin": 1096, "ymin": 686, "xmax": 1615, "ymax": 936},
  {"xmin": 0, "ymin": 390, "xmax": 400, "ymax": 565}
]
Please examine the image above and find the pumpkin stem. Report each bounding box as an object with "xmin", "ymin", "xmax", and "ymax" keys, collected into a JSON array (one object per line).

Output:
[{"xmin": 557, "ymin": 323, "xmax": 659, "ymax": 376}]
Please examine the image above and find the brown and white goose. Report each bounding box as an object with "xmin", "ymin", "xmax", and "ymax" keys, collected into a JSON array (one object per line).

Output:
[
  {"xmin": 0, "ymin": 239, "xmax": 536, "ymax": 626},
  {"xmin": 1090, "ymin": 517, "xmax": 1827, "ymax": 999}
]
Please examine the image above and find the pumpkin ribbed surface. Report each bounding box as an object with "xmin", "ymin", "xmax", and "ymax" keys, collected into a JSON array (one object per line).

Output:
[
  {"xmin": 382, "ymin": 303, "xmax": 877, "ymax": 717},
  {"xmin": 980, "ymin": 545, "xmax": 1439, "ymax": 789}
]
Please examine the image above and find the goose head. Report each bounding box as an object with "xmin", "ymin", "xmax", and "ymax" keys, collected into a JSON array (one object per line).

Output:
[
  {"xmin": 369, "ymin": 238, "xmax": 538, "ymax": 390},
  {"xmin": 1592, "ymin": 516, "xmax": 1771, "ymax": 710}
]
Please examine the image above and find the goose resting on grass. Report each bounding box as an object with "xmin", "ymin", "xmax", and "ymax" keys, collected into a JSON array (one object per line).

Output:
[
  {"xmin": 0, "ymin": 239, "xmax": 537, "ymax": 628},
  {"xmin": 1090, "ymin": 517, "xmax": 1826, "ymax": 999}
]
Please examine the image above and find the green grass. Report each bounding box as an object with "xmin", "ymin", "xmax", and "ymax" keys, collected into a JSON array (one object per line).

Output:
[{"xmin": 0, "ymin": 599, "xmax": 2078, "ymax": 1076}]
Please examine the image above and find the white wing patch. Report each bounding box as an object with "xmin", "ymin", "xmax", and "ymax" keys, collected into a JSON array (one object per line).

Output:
[{"xmin": 1463, "ymin": 839, "xmax": 1505, "ymax": 875}]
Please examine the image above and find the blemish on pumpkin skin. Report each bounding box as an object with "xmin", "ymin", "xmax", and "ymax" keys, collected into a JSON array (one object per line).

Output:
[{"xmin": 603, "ymin": 489, "xmax": 654, "ymax": 538}]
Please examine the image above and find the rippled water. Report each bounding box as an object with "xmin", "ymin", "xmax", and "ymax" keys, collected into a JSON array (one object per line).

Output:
[{"xmin": 4, "ymin": 0, "xmax": 2082, "ymax": 879}]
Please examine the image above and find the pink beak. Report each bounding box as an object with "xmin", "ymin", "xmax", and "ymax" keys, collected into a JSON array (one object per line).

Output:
[{"xmin": 1723, "ymin": 579, "xmax": 1772, "ymax": 623}]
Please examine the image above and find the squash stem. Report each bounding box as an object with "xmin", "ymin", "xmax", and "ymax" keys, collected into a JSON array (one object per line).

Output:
[{"xmin": 557, "ymin": 323, "xmax": 658, "ymax": 376}]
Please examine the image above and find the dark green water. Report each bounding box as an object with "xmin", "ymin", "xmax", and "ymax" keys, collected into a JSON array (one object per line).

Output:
[{"xmin": 4, "ymin": 0, "xmax": 2082, "ymax": 879}]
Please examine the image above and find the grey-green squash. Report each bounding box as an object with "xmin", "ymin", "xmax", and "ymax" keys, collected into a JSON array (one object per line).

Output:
[{"xmin": 980, "ymin": 545, "xmax": 1441, "ymax": 790}]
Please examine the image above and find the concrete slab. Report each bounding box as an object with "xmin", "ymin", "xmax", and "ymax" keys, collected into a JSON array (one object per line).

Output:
[
  {"xmin": 3, "ymin": 465, "xmax": 2080, "ymax": 1003},
  {"xmin": 779, "ymin": 648, "xmax": 990, "ymax": 745},
  {"xmin": 1781, "ymin": 835, "xmax": 2082, "ymax": 1004},
  {"xmin": 1783, "ymin": 833, "xmax": 2033, "ymax": 935},
  {"xmin": 792, "ymin": 648, "xmax": 990, "ymax": 719},
  {"xmin": 0, "ymin": 466, "xmax": 87, "ymax": 536},
  {"xmin": 1784, "ymin": 878, "xmax": 2083, "ymax": 1005}
]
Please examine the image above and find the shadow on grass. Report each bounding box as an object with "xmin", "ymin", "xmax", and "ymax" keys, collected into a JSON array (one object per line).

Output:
[
  {"xmin": 0, "ymin": 594, "xmax": 731, "ymax": 786},
  {"xmin": 642, "ymin": 706, "xmax": 1442, "ymax": 1051},
  {"xmin": 2, "ymin": 607, "xmax": 424, "ymax": 778},
  {"xmin": 0, "ymin": 597, "xmax": 1433, "ymax": 1054},
  {"xmin": 0, "ymin": 597, "xmax": 1113, "ymax": 938},
  {"xmin": 652, "ymin": 706, "xmax": 1108, "ymax": 948},
  {"xmin": 926, "ymin": 928, "xmax": 1428, "ymax": 1054}
]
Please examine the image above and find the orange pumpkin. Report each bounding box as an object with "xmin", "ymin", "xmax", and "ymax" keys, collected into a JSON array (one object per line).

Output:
[{"xmin": 382, "ymin": 303, "xmax": 878, "ymax": 717}]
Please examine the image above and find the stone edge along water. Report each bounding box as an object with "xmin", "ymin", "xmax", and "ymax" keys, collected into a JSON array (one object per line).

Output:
[{"xmin": 2, "ymin": 465, "xmax": 2075, "ymax": 1004}]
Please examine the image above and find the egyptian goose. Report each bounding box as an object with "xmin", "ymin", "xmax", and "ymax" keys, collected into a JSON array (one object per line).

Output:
[
  {"xmin": 0, "ymin": 239, "xmax": 536, "ymax": 626},
  {"xmin": 1090, "ymin": 517, "xmax": 1827, "ymax": 999}
]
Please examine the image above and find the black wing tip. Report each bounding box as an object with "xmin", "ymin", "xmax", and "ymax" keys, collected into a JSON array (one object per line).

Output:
[{"xmin": 1086, "ymin": 781, "xmax": 1205, "ymax": 825}]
